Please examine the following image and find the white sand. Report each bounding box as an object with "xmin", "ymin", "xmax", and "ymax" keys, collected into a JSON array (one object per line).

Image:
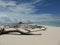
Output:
[{"xmin": 0, "ymin": 26, "xmax": 60, "ymax": 45}]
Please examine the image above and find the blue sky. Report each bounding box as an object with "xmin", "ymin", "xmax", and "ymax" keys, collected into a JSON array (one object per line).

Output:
[{"xmin": 0, "ymin": 0, "xmax": 60, "ymax": 23}]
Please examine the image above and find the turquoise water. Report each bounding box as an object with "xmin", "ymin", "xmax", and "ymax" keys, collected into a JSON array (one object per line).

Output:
[
  {"xmin": 0, "ymin": 21, "xmax": 60, "ymax": 27},
  {"xmin": 32, "ymin": 21, "xmax": 60, "ymax": 27}
]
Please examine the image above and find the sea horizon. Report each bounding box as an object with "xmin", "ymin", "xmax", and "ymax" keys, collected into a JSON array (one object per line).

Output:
[{"xmin": 0, "ymin": 21, "xmax": 60, "ymax": 27}]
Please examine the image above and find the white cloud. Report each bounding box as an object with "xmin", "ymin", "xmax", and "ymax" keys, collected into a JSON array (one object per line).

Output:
[
  {"xmin": 0, "ymin": 13, "xmax": 8, "ymax": 17},
  {"xmin": 0, "ymin": 0, "xmax": 60, "ymax": 23},
  {"xmin": 0, "ymin": 0, "xmax": 16, "ymax": 6},
  {"xmin": 26, "ymin": 0, "xmax": 41, "ymax": 5}
]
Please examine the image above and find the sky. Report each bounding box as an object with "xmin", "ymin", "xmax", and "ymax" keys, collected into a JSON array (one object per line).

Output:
[{"xmin": 0, "ymin": 0, "xmax": 60, "ymax": 23}]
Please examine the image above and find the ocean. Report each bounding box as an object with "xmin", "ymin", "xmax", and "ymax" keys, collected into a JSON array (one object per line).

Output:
[
  {"xmin": 31, "ymin": 21, "xmax": 60, "ymax": 27},
  {"xmin": 0, "ymin": 21, "xmax": 60, "ymax": 27}
]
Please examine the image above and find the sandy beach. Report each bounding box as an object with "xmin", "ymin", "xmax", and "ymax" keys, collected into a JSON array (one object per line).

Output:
[{"xmin": 0, "ymin": 26, "xmax": 60, "ymax": 45}]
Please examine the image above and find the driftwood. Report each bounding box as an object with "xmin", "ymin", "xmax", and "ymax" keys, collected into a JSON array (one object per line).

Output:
[
  {"xmin": 0, "ymin": 28, "xmax": 41, "ymax": 35},
  {"xmin": 0, "ymin": 24, "xmax": 47, "ymax": 35}
]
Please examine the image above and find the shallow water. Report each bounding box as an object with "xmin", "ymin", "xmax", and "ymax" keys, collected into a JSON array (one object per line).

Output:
[{"xmin": 0, "ymin": 21, "xmax": 60, "ymax": 27}]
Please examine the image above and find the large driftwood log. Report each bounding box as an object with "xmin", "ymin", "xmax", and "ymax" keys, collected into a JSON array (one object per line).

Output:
[{"xmin": 0, "ymin": 28, "xmax": 41, "ymax": 35}]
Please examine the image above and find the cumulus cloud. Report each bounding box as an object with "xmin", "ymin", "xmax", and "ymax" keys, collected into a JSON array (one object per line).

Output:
[{"xmin": 0, "ymin": 0, "xmax": 60, "ymax": 23}]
